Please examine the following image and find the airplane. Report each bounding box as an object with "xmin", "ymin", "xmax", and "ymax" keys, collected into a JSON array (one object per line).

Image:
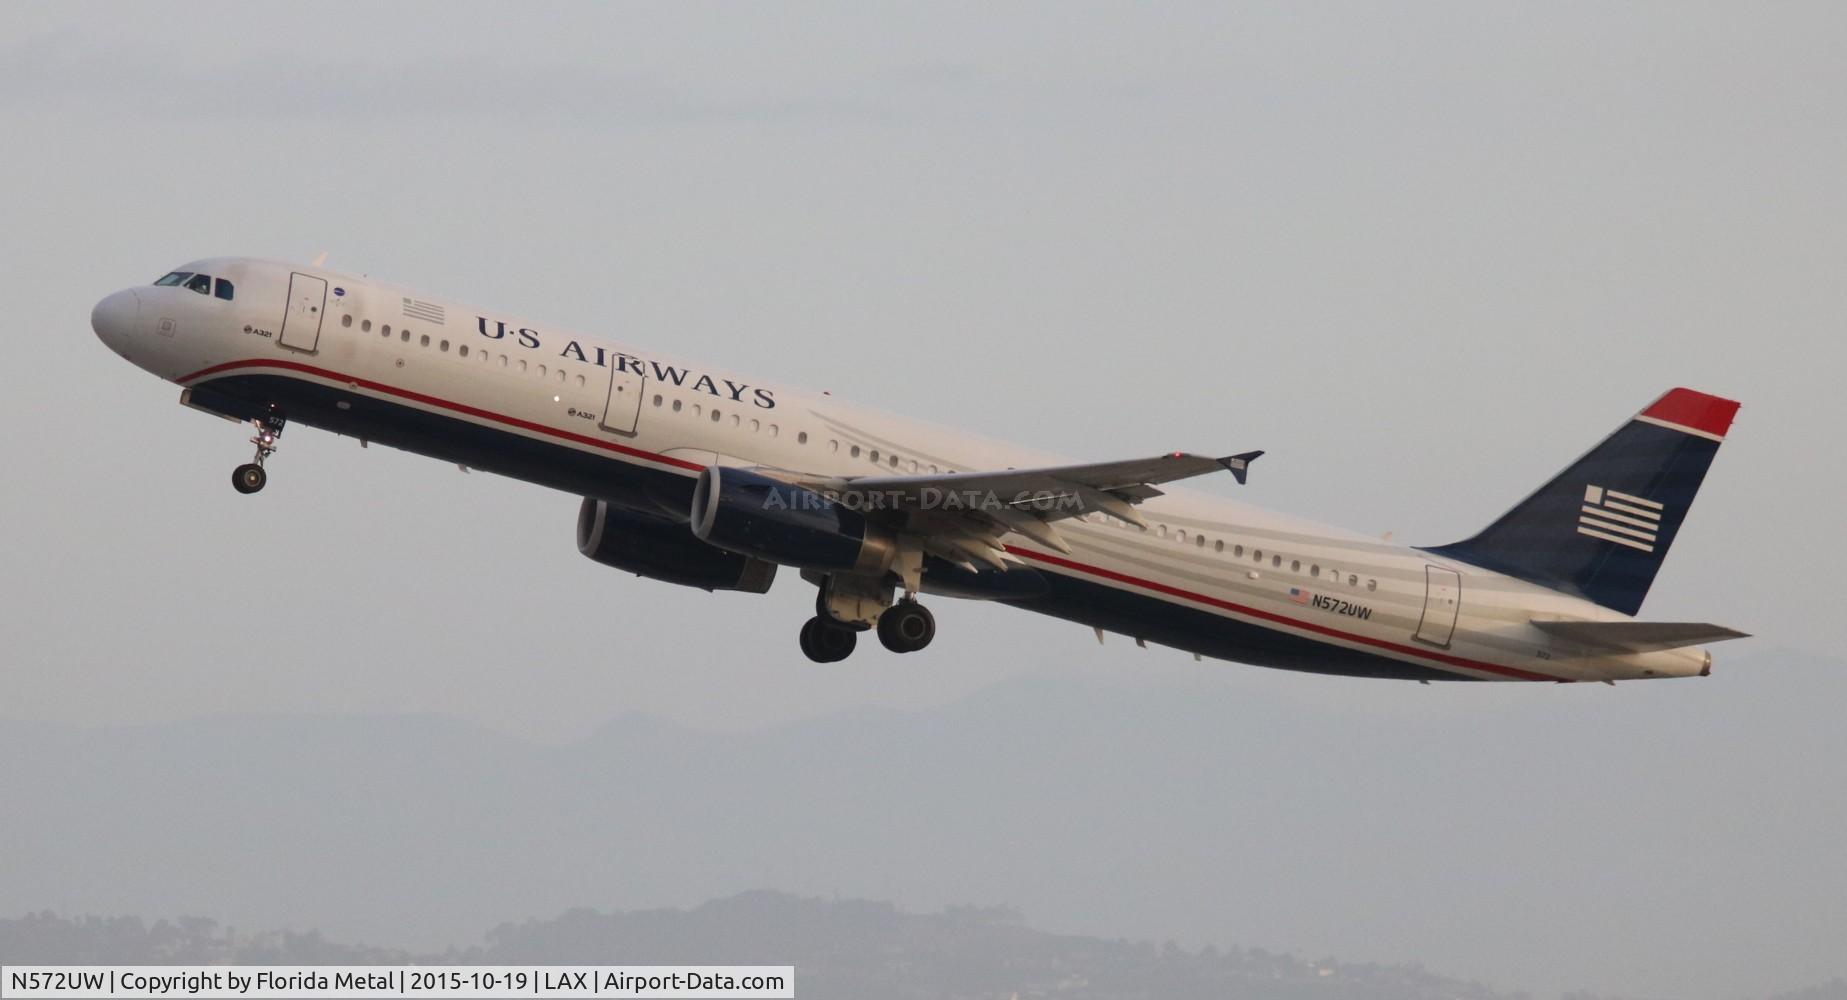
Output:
[{"xmin": 91, "ymin": 257, "xmax": 1747, "ymax": 678}]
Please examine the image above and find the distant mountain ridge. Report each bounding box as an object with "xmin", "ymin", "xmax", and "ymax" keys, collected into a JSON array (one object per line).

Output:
[
  {"xmin": 0, "ymin": 892, "xmax": 1520, "ymax": 1000},
  {"xmin": 9, "ymin": 894, "xmax": 1845, "ymax": 1000},
  {"xmin": 3, "ymin": 648, "xmax": 1841, "ymax": 1000}
]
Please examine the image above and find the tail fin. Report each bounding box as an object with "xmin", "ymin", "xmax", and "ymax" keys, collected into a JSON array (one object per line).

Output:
[{"xmin": 1427, "ymin": 388, "xmax": 1740, "ymax": 616}]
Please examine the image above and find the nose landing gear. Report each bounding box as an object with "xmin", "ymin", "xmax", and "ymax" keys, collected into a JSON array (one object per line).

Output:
[
  {"xmin": 232, "ymin": 409, "xmax": 286, "ymax": 495},
  {"xmin": 232, "ymin": 463, "xmax": 267, "ymax": 494}
]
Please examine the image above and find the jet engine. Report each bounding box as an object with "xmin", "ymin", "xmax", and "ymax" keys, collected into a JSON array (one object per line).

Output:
[
  {"xmin": 690, "ymin": 467, "xmax": 897, "ymax": 574},
  {"xmin": 576, "ymin": 498, "xmax": 777, "ymax": 593}
]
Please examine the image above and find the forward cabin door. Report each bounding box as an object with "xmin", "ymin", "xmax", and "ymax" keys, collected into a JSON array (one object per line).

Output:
[
  {"xmin": 599, "ymin": 364, "xmax": 645, "ymax": 435},
  {"xmin": 277, "ymin": 273, "xmax": 328, "ymax": 353},
  {"xmin": 1415, "ymin": 566, "xmax": 1462, "ymax": 648}
]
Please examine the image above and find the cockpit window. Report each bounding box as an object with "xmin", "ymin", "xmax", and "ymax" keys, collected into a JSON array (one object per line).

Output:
[
  {"xmin": 184, "ymin": 274, "xmax": 213, "ymax": 295},
  {"xmin": 214, "ymin": 279, "xmax": 234, "ymax": 301},
  {"xmin": 153, "ymin": 271, "xmax": 193, "ymax": 287}
]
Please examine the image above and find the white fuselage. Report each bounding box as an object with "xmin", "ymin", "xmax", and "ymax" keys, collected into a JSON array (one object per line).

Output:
[{"xmin": 92, "ymin": 257, "xmax": 1710, "ymax": 682}]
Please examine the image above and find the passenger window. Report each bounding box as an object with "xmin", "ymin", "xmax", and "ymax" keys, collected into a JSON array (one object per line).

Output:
[
  {"xmin": 1234, "ymin": 545, "xmax": 1244, "ymax": 557},
  {"xmin": 341, "ymin": 315, "xmax": 352, "ymax": 328},
  {"xmin": 1272, "ymin": 555, "xmax": 1282, "ymax": 567},
  {"xmin": 850, "ymin": 445, "xmax": 861, "ymax": 458},
  {"xmin": 362, "ymin": 319, "xmax": 372, "ymax": 332},
  {"xmin": 711, "ymin": 409, "xmax": 721, "ymax": 422},
  {"xmin": 214, "ymin": 279, "xmax": 234, "ymax": 301},
  {"xmin": 1215, "ymin": 540, "xmax": 1224, "ymax": 553},
  {"xmin": 420, "ymin": 334, "xmax": 431, "ymax": 347},
  {"xmin": 653, "ymin": 395, "xmax": 663, "ymax": 407},
  {"xmin": 1310, "ymin": 564, "xmax": 1320, "ymax": 577},
  {"xmin": 1366, "ymin": 579, "xmax": 1377, "ymax": 591},
  {"xmin": 1252, "ymin": 549, "xmax": 1262, "ymax": 562},
  {"xmin": 796, "ymin": 430, "xmax": 805, "ymax": 443},
  {"xmin": 1349, "ymin": 574, "xmax": 1360, "ymax": 586},
  {"xmin": 458, "ymin": 344, "xmax": 468, "ymax": 358},
  {"xmin": 153, "ymin": 271, "xmax": 192, "ymax": 287},
  {"xmin": 1196, "ymin": 535, "xmax": 1206, "ymax": 548},
  {"xmin": 1291, "ymin": 559, "xmax": 1301, "ymax": 572},
  {"xmin": 671, "ymin": 399, "xmax": 681, "ymax": 412},
  {"xmin": 439, "ymin": 339, "xmax": 449, "ymax": 352},
  {"xmin": 185, "ymin": 274, "xmax": 212, "ymax": 295},
  {"xmin": 869, "ymin": 450, "xmax": 880, "ymax": 463},
  {"xmin": 383, "ymin": 324, "xmax": 392, "ymax": 337}
]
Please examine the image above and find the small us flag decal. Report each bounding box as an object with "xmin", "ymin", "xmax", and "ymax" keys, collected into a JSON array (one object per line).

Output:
[
  {"xmin": 1579, "ymin": 485, "xmax": 1662, "ymax": 552},
  {"xmin": 402, "ymin": 297, "xmax": 446, "ymax": 324}
]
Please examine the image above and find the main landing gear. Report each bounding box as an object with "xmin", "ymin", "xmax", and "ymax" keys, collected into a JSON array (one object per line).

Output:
[
  {"xmin": 876, "ymin": 599, "xmax": 935, "ymax": 654},
  {"xmin": 799, "ymin": 616, "xmax": 859, "ymax": 663},
  {"xmin": 232, "ymin": 408, "xmax": 286, "ymax": 495},
  {"xmin": 799, "ymin": 574, "xmax": 937, "ymax": 663}
]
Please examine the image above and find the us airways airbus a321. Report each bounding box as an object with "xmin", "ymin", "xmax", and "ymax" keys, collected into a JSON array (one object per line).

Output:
[{"xmin": 91, "ymin": 258, "xmax": 1747, "ymax": 677}]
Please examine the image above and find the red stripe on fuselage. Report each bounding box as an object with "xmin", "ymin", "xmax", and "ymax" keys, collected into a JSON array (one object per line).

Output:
[
  {"xmin": 1003, "ymin": 548, "xmax": 1562, "ymax": 682},
  {"xmin": 183, "ymin": 357, "xmax": 1564, "ymax": 682},
  {"xmin": 178, "ymin": 358, "xmax": 706, "ymax": 472}
]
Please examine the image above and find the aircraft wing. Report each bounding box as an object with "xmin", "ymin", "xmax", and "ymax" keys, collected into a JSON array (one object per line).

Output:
[
  {"xmin": 1530, "ymin": 620, "xmax": 1750, "ymax": 653},
  {"xmin": 845, "ymin": 450, "xmax": 1262, "ymax": 504},
  {"xmin": 792, "ymin": 449, "xmax": 1261, "ymax": 569}
]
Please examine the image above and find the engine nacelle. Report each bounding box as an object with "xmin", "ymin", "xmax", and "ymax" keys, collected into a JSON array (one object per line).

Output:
[
  {"xmin": 690, "ymin": 467, "xmax": 897, "ymax": 574},
  {"xmin": 576, "ymin": 498, "xmax": 777, "ymax": 593}
]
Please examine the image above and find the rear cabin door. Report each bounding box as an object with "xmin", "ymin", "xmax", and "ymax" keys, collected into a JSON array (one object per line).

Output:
[
  {"xmin": 1415, "ymin": 565, "xmax": 1462, "ymax": 648},
  {"xmin": 599, "ymin": 365, "xmax": 645, "ymax": 435},
  {"xmin": 278, "ymin": 272, "xmax": 328, "ymax": 353}
]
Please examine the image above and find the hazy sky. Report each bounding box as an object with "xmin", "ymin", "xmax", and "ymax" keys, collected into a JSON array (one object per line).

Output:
[{"xmin": 3, "ymin": 3, "xmax": 1844, "ymax": 997}]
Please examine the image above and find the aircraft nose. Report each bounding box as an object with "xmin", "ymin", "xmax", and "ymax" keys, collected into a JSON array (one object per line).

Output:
[{"xmin": 91, "ymin": 289, "xmax": 142, "ymax": 350}]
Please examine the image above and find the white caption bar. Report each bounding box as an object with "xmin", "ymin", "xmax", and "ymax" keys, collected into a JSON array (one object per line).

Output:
[{"xmin": 1, "ymin": 966, "xmax": 794, "ymax": 998}]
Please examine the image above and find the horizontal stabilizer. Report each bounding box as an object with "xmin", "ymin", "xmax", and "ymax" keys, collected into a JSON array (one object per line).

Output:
[{"xmin": 1531, "ymin": 619, "xmax": 1749, "ymax": 653}]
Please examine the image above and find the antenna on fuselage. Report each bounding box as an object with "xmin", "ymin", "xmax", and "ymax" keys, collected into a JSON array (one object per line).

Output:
[{"xmin": 311, "ymin": 251, "xmax": 329, "ymax": 267}]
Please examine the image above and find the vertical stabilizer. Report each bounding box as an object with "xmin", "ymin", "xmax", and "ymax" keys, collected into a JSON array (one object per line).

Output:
[{"xmin": 1427, "ymin": 388, "xmax": 1739, "ymax": 615}]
